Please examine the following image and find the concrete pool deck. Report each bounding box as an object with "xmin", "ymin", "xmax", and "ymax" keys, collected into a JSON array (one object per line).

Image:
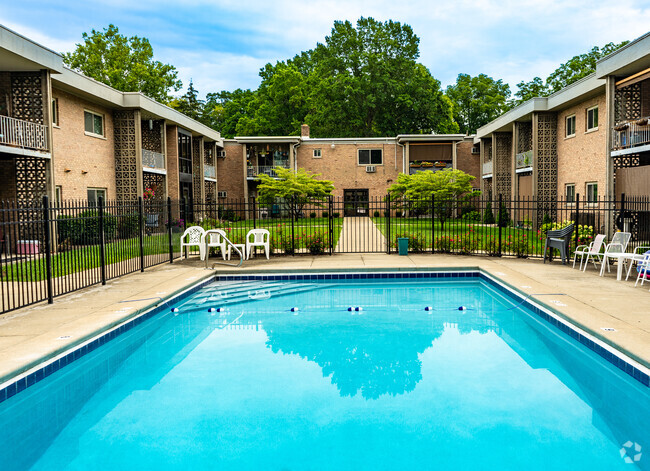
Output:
[{"xmin": 0, "ymin": 253, "xmax": 649, "ymax": 387}]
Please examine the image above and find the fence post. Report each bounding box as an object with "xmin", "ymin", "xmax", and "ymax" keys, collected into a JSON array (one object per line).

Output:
[
  {"xmin": 42, "ymin": 195, "xmax": 54, "ymax": 304},
  {"xmin": 386, "ymin": 194, "xmax": 391, "ymax": 254},
  {"xmin": 291, "ymin": 196, "xmax": 296, "ymax": 256},
  {"xmin": 98, "ymin": 196, "xmax": 106, "ymax": 285},
  {"xmin": 497, "ymin": 194, "xmax": 503, "ymax": 257},
  {"xmin": 138, "ymin": 196, "xmax": 145, "ymax": 272},
  {"xmin": 252, "ymin": 197, "xmax": 257, "ymax": 229},
  {"xmin": 431, "ymin": 193, "xmax": 435, "ymax": 254},
  {"xmin": 167, "ymin": 197, "xmax": 174, "ymax": 263},
  {"xmin": 574, "ymin": 193, "xmax": 580, "ymax": 252},
  {"xmin": 329, "ymin": 195, "xmax": 334, "ymax": 255}
]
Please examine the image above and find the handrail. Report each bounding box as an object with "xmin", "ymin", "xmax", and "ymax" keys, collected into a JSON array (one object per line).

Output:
[{"xmin": 204, "ymin": 230, "xmax": 245, "ymax": 269}]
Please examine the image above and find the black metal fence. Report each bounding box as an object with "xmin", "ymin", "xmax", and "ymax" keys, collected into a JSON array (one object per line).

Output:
[{"xmin": 1, "ymin": 193, "xmax": 649, "ymax": 314}]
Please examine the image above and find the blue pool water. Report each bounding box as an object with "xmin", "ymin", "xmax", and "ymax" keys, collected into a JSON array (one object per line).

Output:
[{"xmin": 0, "ymin": 277, "xmax": 648, "ymax": 470}]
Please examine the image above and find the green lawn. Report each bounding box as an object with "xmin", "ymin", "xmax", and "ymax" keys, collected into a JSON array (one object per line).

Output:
[{"xmin": 2, "ymin": 233, "xmax": 181, "ymax": 282}]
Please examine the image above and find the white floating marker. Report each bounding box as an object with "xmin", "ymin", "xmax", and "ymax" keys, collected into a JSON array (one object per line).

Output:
[
  {"xmin": 458, "ymin": 306, "xmax": 467, "ymax": 311},
  {"xmin": 290, "ymin": 307, "xmax": 300, "ymax": 312},
  {"xmin": 347, "ymin": 307, "xmax": 353, "ymax": 311},
  {"xmin": 216, "ymin": 307, "xmax": 225, "ymax": 312},
  {"xmin": 171, "ymin": 308, "xmax": 179, "ymax": 313},
  {"xmin": 355, "ymin": 306, "xmax": 363, "ymax": 312},
  {"xmin": 424, "ymin": 306, "xmax": 433, "ymax": 311},
  {"xmin": 208, "ymin": 307, "xmax": 216, "ymax": 312}
]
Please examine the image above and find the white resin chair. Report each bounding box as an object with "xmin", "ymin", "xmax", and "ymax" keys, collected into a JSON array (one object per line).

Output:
[
  {"xmin": 202, "ymin": 229, "xmax": 228, "ymax": 261},
  {"xmin": 246, "ymin": 229, "xmax": 270, "ymax": 260},
  {"xmin": 633, "ymin": 253, "xmax": 650, "ymax": 287},
  {"xmin": 180, "ymin": 226, "xmax": 206, "ymax": 260},
  {"xmin": 599, "ymin": 232, "xmax": 631, "ymax": 277},
  {"xmin": 572, "ymin": 234, "xmax": 606, "ymax": 271}
]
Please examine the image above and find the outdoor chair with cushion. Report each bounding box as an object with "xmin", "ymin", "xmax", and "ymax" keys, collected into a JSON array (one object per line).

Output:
[
  {"xmin": 180, "ymin": 226, "xmax": 206, "ymax": 260},
  {"xmin": 543, "ymin": 223, "xmax": 574, "ymax": 265},
  {"xmin": 246, "ymin": 229, "xmax": 270, "ymax": 260},
  {"xmin": 599, "ymin": 232, "xmax": 632, "ymax": 277},
  {"xmin": 572, "ymin": 233, "xmax": 606, "ymax": 271}
]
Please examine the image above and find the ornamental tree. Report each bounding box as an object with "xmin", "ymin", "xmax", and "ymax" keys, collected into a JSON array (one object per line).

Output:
[{"xmin": 256, "ymin": 167, "xmax": 334, "ymax": 219}]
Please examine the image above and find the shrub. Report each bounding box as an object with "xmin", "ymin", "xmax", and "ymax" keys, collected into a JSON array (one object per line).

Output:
[
  {"xmin": 483, "ymin": 201, "xmax": 495, "ymax": 224},
  {"xmin": 393, "ymin": 232, "xmax": 427, "ymax": 252},
  {"xmin": 304, "ymin": 231, "xmax": 328, "ymax": 255},
  {"xmin": 116, "ymin": 213, "xmax": 141, "ymax": 239},
  {"xmin": 504, "ymin": 234, "xmax": 529, "ymax": 258},
  {"xmin": 457, "ymin": 232, "xmax": 481, "ymax": 255},
  {"xmin": 272, "ymin": 226, "xmax": 294, "ymax": 254},
  {"xmin": 218, "ymin": 206, "xmax": 241, "ymax": 222},
  {"xmin": 373, "ymin": 210, "xmax": 380, "ymax": 218},
  {"xmin": 332, "ymin": 212, "xmax": 340, "ymax": 218},
  {"xmin": 434, "ymin": 236, "xmax": 453, "ymax": 253},
  {"xmin": 322, "ymin": 211, "xmax": 329, "ymax": 218},
  {"xmin": 56, "ymin": 210, "xmax": 118, "ymax": 245},
  {"xmin": 396, "ymin": 210, "xmax": 403, "ymax": 218},
  {"xmin": 483, "ymin": 236, "xmax": 500, "ymax": 256},
  {"xmin": 497, "ymin": 202, "xmax": 510, "ymax": 228},
  {"xmin": 461, "ymin": 210, "xmax": 481, "ymax": 222},
  {"xmin": 310, "ymin": 212, "xmax": 317, "ymax": 218}
]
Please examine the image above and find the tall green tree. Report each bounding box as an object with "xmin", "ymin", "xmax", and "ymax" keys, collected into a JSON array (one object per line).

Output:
[
  {"xmin": 63, "ymin": 25, "xmax": 182, "ymax": 103},
  {"xmin": 445, "ymin": 74, "xmax": 511, "ymax": 135},
  {"xmin": 169, "ymin": 80, "xmax": 203, "ymax": 121},
  {"xmin": 256, "ymin": 167, "xmax": 334, "ymax": 218},
  {"xmin": 201, "ymin": 89, "xmax": 256, "ymax": 138},
  {"xmin": 511, "ymin": 41, "xmax": 628, "ymax": 107}
]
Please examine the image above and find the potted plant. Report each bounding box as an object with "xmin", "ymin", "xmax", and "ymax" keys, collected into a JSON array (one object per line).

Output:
[
  {"xmin": 434, "ymin": 161, "xmax": 447, "ymax": 167},
  {"xmin": 410, "ymin": 161, "xmax": 421, "ymax": 168},
  {"xmin": 421, "ymin": 161, "xmax": 433, "ymax": 168}
]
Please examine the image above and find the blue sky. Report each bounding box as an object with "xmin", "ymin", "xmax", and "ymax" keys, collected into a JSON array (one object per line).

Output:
[{"xmin": 3, "ymin": 0, "xmax": 650, "ymax": 98}]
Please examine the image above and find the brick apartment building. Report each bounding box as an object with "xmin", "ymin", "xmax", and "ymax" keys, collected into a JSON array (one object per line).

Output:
[{"xmin": 0, "ymin": 25, "xmax": 223, "ymax": 207}]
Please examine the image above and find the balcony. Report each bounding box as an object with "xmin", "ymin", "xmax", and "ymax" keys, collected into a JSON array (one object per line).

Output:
[
  {"xmin": 482, "ymin": 160, "xmax": 493, "ymax": 175},
  {"xmin": 247, "ymin": 165, "xmax": 289, "ymax": 179},
  {"xmin": 516, "ymin": 150, "xmax": 533, "ymax": 170},
  {"xmin": 204, "ymin": 164, "xmax": 216, "ymax": 179},
  {"xmin": 0, "ymin": 115, "xmax": 49, "ymax": 154},
  {"xmin": 142, "ymin": 149, "xmax": 165, "ymax": 172},
  {"xmin": 612, "ymin": 117, "xmax": 650, "ymax": 154}
]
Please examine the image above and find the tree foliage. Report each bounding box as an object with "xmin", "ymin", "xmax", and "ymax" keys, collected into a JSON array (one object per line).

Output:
[
  {"xmin": 168, "ymin": 80, "xmax": 203, "ymax": 121},
  {"xmin": 512, "ymin": 41, "xmax": 628, "ymax": 106},
  {"xmin": 445, "ymin": 74, "xmax": 511, "ymax": 135},
  {"xmin": 387, "ymin": 169, "xmax": 477, "ymax": 228},
  {"xmin": 62, "ymin": 25, "xmax": 182, "ymax": 103},
  {"xmin": 256, "ymin": 167, "xmax": 334, "ymax": 218}
]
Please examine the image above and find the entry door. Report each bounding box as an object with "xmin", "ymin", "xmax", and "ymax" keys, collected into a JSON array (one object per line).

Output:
[{"xmin": 344, "ymin": 189, "xmax": 369, "ymax": 216}]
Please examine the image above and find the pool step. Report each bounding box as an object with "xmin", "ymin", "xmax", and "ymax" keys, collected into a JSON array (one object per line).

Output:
[{"xmin": 181, "ymin": 281, "xmax": 325, "ymax": 308}]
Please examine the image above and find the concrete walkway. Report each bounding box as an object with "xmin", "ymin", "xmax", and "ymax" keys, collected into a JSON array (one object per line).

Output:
[
  {"xmin": 0, "ymin": 253, "xmax": 649, "ymax": 387},
  {"xmin": 335, "ymin": 217, "xmax": 386, "ymax": 252}
]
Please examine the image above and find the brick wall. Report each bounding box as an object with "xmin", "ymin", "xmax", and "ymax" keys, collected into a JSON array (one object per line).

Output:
[
  {"xmin": 296, "ymin": 142, "xmax": 402, "ymax": 198},
  {"xmin": 556, "ymin": 93, "xmax": 607, "ymax": 200},
  {"xmin": 51, "ymin": 88, "xmax": 116, "ymax": 200},
  {"xmin": 216, "ymin": 142, "xmax": 246, "ymax": 200},
  {"xmin": 456, "ymin": 140, "xmax": 480, "ymax": 188}
]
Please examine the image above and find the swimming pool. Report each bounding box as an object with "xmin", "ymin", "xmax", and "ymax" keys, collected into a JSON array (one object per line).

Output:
[{"xmin": 0, "ymin": 272, "xmax": 648, "ymax": 470}]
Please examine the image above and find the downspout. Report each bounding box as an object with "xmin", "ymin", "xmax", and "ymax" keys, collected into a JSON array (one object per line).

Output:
[{"xmin": 292, "ymin": 140, "xmax": 301, "ymax": 172}]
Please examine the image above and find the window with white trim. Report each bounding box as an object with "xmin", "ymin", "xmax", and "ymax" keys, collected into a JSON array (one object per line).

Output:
[
  {"xmin": 84, "ymin": 110, "xmax": 104, "ymax": 137},
  {"xmin": 55, "ymin": 186, "xmax": 62, "ymax": 205},
  {"xmin": 52, "ymin": 98, "xmax": 59, "ymax": 126},
  {"xmin": 586, "ymin": 106, "xmax": 598, "ymax": 131},
  {"xmin": 586, "ymin": 182, "xmax": 598, "ymax": 205},
  {"xmin": 313, "ymin": 148, "xmax": 322, "ymax": 158},
  {"xmin": 565, "ymin": 184, "xmax": 575, "ymax": 204},
  {"xmin": 358, "ymin": 149, "xmax": 382, "ymax": 165},
  {"xmin": 87, "ymin": 187, "xmax": 107, "ymax": 206},
  {"xmin": 566, "ymin": 115, "xmax": 576, "ymax": 138}
]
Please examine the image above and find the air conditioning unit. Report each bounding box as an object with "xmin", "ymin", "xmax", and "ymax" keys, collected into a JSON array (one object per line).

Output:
[
  {"xmin": 365, "ymin": 165, "xmax": 376, "ymax": 173},
  {"xmin": 471, "ymin": 146, "xmax": 480, "ymax": 155},
  {"xmin": 217, "ymin": 191, "xmax": 227, "ymax": 198},
  {"xmin": 217, "ymin": 150, "xmax": 227, "ymax": 158}
]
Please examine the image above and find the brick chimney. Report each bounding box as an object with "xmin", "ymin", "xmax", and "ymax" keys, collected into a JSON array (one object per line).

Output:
[{"xmin": 301, "ymin": 124, "xmax": 310, "ymax": 138}]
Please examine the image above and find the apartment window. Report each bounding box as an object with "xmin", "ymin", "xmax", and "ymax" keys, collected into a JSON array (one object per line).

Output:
[
  {"xmin": 586, "ymin": 182, "xmax": 598, "ymax": 205},
  {"xmin": 84, "ymin": 110, "xmax": 104, "ymax": 137},
  {"xmin": 565, "ymin": 184, "xmax": 575, "ymax": 204},
  {"xmin": 178, "ymin": 131, "xmax": 192, "ymax": 174},
  {"xmin": 586, "ymin": 106, "xmax": 598, "ymax": 131},
  {"xmin": 313, "ymin": 148, "xmax": 322, "ymax": 158},
  {"xmin": 358, "ymin": 149, "xmax": 382, "ymax": 165},
  {"xmin": 52, "ymin": 98, "xmax": 59, "ymax": 126},
  {"xmin": 55, "ymin": 186, "xmax": 62, "ymax": 206},
  {"xmin": 87, "ymin": 187, "xmax": 107, "ymax": 206},
  {"xmin": 566, "ymin": 115, "xmax": 576, "ymax": 138}
]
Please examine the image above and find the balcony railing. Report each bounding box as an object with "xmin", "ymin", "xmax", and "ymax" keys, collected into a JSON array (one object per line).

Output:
[
  {"xmin": 247, "ymin": 165, "xmax": 290, "ymax": 178},
  {"xmin": 482, "ymin": 160, "xmax": 493, "ymax": 175},
  {"xmin": 516, "ymin": 150, "xmax": 533, "ymax": 169},
  {"xmin": 142, "ymin": 149, "xmax": 165, "ymax": 170},
  {"xmin": 612, "ymin": 117, "xmax": 650, "ymax": 150},
  {"xmin": 204, "ymin": 164, "xmax": 216, "ymax": 179},
  {"xmin": 0, "ymin": 115, "xmax": 48, "ymax": 152}
]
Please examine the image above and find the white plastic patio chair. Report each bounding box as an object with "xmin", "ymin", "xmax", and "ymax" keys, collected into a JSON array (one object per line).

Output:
[
  {"xmin": 202, "ymin": 229, "xmax": 228, "ymax": 261},
  {"xmin": 624, "ymin": 246, "xmax": 650, "ymax": 281},
  {"xmin": 572, "ymin": 234, "xmax": 606, "ymax": 271},
  {"xmin": 599, "ymin": 232, "xmax": 631, "ymax": 277},
  {"xmin": 246, "ymin": 229, "xmax": 270, "ymax": 259},
  {"xmin": 180, "ymin": 226, "xmax": 206, "ymax": 260},
  {"xmin": 633, "ymin": 253, "xmax": 650, "ymax": 287}
]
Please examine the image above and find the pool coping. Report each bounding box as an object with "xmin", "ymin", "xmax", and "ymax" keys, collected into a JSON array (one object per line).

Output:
[{"xmin": 0, "ymin": 266, "xmax": 647, "ymax": 404}]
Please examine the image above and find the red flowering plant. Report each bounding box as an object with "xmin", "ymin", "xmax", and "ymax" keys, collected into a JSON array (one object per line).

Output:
[{"xmin": 143, "ymin": 187, "xmax": 155, "ymax": 200}]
